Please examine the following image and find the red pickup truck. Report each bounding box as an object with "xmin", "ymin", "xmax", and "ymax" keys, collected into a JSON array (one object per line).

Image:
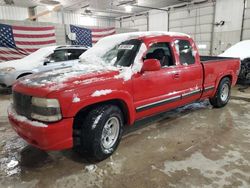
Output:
[{"xmin": 8, "ymin": 32, "xmax": 240, "ymax": 161}]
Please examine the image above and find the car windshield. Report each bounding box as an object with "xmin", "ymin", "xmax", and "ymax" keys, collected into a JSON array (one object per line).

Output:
[{"xmin": 22, "ymin": 46, "xmax": 56, "ymax": 61}]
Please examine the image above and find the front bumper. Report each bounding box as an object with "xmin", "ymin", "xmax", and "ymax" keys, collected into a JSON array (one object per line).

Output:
[
  {"xmin": 8, "ymin": 106, "xmax": 73, "ymax": 150},
  {"xmin": 0, "ymin": 73, "xmax": 15, "ymax": 87}
]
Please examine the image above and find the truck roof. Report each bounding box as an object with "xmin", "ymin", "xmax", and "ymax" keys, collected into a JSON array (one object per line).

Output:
[
  {"xmin": 102, "ymin": 31, "xmax": 190, "ymax": 42},
  {"xmin": 55, "ymin": 45, "xmax": 89, "ymax": 51}
]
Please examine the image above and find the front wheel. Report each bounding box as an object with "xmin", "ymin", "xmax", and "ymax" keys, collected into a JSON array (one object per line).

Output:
[
  {"xmin": 74, "ymin": 105, "xmax": 124, "ymax": 162},
  {"xmin": 209, "ymin": 77, "xmax": 231, "ymax": 108}
]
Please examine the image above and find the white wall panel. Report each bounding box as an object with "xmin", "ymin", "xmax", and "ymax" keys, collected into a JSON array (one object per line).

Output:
[
  {"xmin": 120, "ymin": 15, "xmax": 148, "ymax": 31},
  {"xmin": 243, "ymin": 0, "xmax": 250, "ymax": 40},
  {"xmin": 169, "ymin": 2, "xmax": 215, "ymax": 55},
  {"xmin": 0, "ymin": 6, "xmax": 28, "ymax": 20},
  {"xmin": 214, "ymin": 0, "xmax": 244, "ymax": 32},
  {"xmin": 149, "ymin": 10, "xmax": 168, "ymax": 31}
]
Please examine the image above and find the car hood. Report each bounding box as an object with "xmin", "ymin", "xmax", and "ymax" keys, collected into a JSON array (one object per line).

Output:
[
  {"xmin": 14, "ymin": 64, "xmax": 122, "ymax": 97},
  {"xmin": 0, "ymin": 58, "xmax": 43, "ymax": 70}
]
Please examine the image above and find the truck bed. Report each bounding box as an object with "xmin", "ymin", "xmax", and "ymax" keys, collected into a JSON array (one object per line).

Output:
[{"xmin": 200, "ymin": 56, "xmax": 239, "ymax": 63}]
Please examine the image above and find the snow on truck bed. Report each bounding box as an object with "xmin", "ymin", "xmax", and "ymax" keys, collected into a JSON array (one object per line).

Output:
[{"xmin": 21, "ymin": 32, "xmax": 190, "ymax": 88}]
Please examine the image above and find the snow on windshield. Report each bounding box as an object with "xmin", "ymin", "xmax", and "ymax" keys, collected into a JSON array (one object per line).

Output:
[{"xmin": 220, "ymin": 40, "xmax": 250, "ymax": 60}]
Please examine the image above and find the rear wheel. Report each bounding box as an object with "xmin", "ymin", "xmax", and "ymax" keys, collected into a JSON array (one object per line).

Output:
[
  {"xmin": 209, "ymin": 77, "xmax": 231, "ymax": 108},
  {"xmin": 74, "ymin": 104, "xmax": 124, "ymax": 162}
]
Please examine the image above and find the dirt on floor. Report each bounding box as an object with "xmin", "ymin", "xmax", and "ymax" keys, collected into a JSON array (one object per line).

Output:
[{"xmin": 0, "ymin": 86, "xmax": 249, "ymax": 188}]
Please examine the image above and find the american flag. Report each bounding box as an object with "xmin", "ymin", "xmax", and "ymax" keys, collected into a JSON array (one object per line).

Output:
[
  {"xmin": 0, "ymin": 23, "xmax": 56, "ymax": 62},
  {"xmin": 70, "ymin": 25, "xmax": 116, "ymax": 47}
]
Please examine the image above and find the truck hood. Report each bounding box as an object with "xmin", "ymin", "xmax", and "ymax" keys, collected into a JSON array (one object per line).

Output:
[{"xmin": 14, "ymin": 64, "xmax": 122, "ymax": 97}]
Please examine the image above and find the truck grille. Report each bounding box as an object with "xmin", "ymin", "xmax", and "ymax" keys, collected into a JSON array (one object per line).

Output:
[{"xmin": 13, "ymin": 92, "xmax": 32, "ymax": 119}]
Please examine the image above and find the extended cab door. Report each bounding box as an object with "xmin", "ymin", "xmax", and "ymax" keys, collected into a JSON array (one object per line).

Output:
[
  {"xmin": 133, "ymin": 41, "xmax": 184, "ymax": 119},
  {"xmin": 173, "ymin": 38, "xmax": 203, "ymax": 104}
]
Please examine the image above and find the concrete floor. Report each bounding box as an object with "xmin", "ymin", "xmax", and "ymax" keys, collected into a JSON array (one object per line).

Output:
[{"xmin": 0, "ymin": 86, "xmax": 250, "ymax": 188}]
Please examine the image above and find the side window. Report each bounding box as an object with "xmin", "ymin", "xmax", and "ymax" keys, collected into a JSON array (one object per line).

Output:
[
  {"xmin": 144, "ymin": 42, "xmax": 175, "ymax": 67},
  {"xmin": 49, "ymin": 50, "xmax": 67, "ymax": 62},
  {"xmin": 175, "ymin": 40, "xmax": 195, "ymax": 65},
  {"xmin": 67, "ymin": 49, "xmax": 86, "ymax": 60}
]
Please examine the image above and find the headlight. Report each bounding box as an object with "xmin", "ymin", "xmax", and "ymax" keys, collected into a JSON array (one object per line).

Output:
[
  {"xmin": 31, "ymin": 97, "xmax": 62, "ymax": 122},
  {"xmin": 0, "ymin": 67, "xmax": 16, "ymax": 73}
]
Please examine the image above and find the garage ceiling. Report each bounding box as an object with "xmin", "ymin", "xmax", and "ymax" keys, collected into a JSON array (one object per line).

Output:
[{"xmin": 0, "ymin": 0, "xmax": 204, "ymax": 17}]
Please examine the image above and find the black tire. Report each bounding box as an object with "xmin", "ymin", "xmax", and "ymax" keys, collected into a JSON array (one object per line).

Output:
[
  {"xmin": 209, "ymin": 77, "xmax": 231, "ymax": 108},
  {"xmin": 74, "ymin": 104, "xmax": 124, "ymax": 161}
]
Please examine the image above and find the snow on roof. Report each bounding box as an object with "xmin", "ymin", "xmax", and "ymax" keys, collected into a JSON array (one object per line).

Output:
[
  {"xmin": 80, "ymin": 31, "xmax": 190, "ymax": 62},
  {"xmin": 220, "ymin": 40, "xmax": 250, "ymax": 60}
]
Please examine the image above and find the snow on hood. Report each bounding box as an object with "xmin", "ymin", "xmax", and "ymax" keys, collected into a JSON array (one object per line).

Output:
[
  {"xmin": 19, "ymin": 63, "xmax": 118, "ymax": 91},
  {"xmin": 0, "ymin": 46, "xmax": 57, "ymax": 70},
  {"xmin": 219, "ymin": 40, "xmax": 250, "ymax": 60}
]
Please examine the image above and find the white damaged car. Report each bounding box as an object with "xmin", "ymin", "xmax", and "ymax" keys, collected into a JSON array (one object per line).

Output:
[
  {"xmin": 220, "ymin": 40, "xmax": 250, "ymax": 84},
  {"xmin": 0, "ymin": 46, "xmax": 88, "ymax": 88}
]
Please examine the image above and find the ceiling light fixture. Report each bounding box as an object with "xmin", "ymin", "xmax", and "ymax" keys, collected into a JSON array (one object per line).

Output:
[
  {"xmin": 46, "ymin": 5, "xmax": 54, "ymax": 11},
  {"xmin": 124, "ymin": 5, "xmax": 132, "ymax": 12}
]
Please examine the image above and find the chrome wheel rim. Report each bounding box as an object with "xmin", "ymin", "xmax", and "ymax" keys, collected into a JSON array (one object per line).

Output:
[
  {"xmin": 221, "ymin": 84, "xmax": 229, "ymax": 102},
  {"xmin": 101, "ymin": 117, "xmax": 120, "ymax": 149}
]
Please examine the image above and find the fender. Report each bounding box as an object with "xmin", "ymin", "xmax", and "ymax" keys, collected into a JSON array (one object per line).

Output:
[
  {"xmin": 213, "ymin": 70, "xmax": 234, "ymax": 96},
  {"xmin": 65, "ymin": 90, "xmax": 136, "ymax": 125}
]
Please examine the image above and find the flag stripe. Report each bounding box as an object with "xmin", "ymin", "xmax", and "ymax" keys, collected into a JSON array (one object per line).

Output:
[
  {"xmin": 13, "ymin": 29, "xmax": 55, "ymax": 35},
  {"xmin": 14, "ymin": 36, "xmax": 56, "ymax": 42},
  {"xmin": 91, "ymin": 28, "xmax": 115, "ymax": 32},
  {"xmin": 0, "ymin": 56, "xmax": 23, "ymax": 61},
  {"xmin": 12, "ymin": 25, "xmax": 55, "ymax": 31},
  {"xmin": 16, "ymin": 40, "xmax": 56, "ymax": 46},
  {"xmin": 92, "ymin": 31, "xmax": 116, "ymax": 40},
  {"xmin": 92, "ymin": 29, "xmax": 116, "ymax": 36},
  {"xmin": 0, "ymin": 53, "xmax": 25, "ymax": 58},
  {"xmin": 0, "ymin": 48, "xmax": 38, "ymax": 54},
  {"xmin": 14, "ymin": 33, "xmax": 55, "ymax": 38}
]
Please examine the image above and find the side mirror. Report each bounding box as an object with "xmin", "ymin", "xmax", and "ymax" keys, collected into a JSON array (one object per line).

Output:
[
  {"xmin": 43, "ymin": 58, "xmax": 50, "ymax": 66},
  {"xmin": 142, "ymin": 59, "xmax": 161, "ymax": 72}
]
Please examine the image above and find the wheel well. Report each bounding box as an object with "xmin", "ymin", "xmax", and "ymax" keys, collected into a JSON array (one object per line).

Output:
[
  {"xmin": 17, "ymin": 73, "xmax": 32, "ymax": 80},
  {"xmin": 73, "ymin": 99, "xmax": 130, "ymax": 128},
  {"xmin": 221, "ymin": 75, "xmax": 232, "ymax": 84}
]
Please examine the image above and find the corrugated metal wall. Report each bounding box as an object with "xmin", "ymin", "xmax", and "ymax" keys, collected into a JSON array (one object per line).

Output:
[
  {"xmin": 63, "ymin": 12, "xmax": 115, "ymax": 27},
  {"xmin": 169, "ymin": 3, "xmax": 215, "ymax": 55},
  {"xmin": 242, "ymin": 0, "xmax": 250, "ymax": 40},
  {"xmin": 0, "ymin": 6, "xmax": 28, "ymax": 20},
  {"xmin": 120, "ymin": 14, "xmax": 148, "ymax": 31}
]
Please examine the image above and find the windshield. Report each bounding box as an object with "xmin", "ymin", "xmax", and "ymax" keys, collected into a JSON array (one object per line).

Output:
[
  {"xmin": 22, "ymin": 46, "xmax": 56, "ymax": 61},
  {"xmin": 102, "ymin": 39, "xmax": 142, "ymax": 67}
]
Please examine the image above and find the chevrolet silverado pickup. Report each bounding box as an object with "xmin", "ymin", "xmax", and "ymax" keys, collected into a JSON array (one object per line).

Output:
[{"xmin": 8, "ymin": 32, "xmax": 241, "ymax": 161}]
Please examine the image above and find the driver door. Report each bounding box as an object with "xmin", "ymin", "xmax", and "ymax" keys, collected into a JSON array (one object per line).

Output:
[{"xmin": 133, "ymin": 42, "xmax": 183, "ymax": 119}]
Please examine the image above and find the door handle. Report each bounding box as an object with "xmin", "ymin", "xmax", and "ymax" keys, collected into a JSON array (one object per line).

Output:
[{"xmin": 172, "ymin": 73, "xmax": 180, "ymax": 79}]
